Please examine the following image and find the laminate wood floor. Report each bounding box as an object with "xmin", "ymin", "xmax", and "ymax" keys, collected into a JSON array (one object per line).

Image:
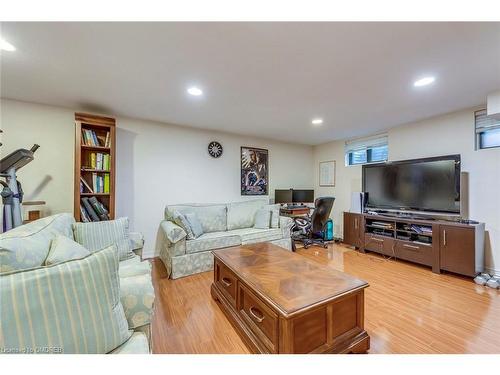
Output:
[{"xmin": 150, "ymin": 244, "xmax": 500, "ymax": 354}]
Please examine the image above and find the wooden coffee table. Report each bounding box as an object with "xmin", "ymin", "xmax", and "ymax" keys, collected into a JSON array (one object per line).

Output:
[{"xmin": 211, "ymin": 243, "xmax": 370, "ymax": 354}]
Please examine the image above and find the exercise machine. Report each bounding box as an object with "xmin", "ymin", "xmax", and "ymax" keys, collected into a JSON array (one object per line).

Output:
[{"xmin": 0, "ymin": 139, "xmax": 39, "ymax": 231}]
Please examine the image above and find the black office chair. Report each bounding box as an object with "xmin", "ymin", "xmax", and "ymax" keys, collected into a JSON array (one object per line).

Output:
[{"xmin": 291, "ymin": 196, "xmax": 335, "ymax": 249}]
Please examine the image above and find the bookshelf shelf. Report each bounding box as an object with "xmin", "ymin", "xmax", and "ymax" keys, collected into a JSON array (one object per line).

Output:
[
  {"xmin": 74, "ymin": 112, "xmax": 116, "ymax": 222},
  {"xmin": 81, "ymin": 168, "xmax": 111, "ymax": 172},
  {"xmin": 81, "ymin": 145, "xmax": 111, "ymax": 151}
]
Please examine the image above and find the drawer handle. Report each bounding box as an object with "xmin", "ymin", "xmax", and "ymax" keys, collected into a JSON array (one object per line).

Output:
[
  {"xmin": 403, "ymin": 244, "xmax": 420, "ymax": 250},
  {"xmin": 249, "ymin": 306, "xmax": 265, "ymax": 323},
  {"xmin": 221, "ymin": 277, "xmax": 232, "ymax": 287},
  {"xmin": 372, "ymin": 238, "xmax": 384, "ymax": 243}
]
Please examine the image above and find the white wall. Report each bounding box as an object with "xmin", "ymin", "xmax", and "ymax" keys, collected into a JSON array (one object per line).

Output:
[
  {"xmin": 1, "ymin": 99, "xmax": 314, "ymax": 258},
  {"xmin": 313, "ymin": 108, "xmax": 500, "ymax": 274}
]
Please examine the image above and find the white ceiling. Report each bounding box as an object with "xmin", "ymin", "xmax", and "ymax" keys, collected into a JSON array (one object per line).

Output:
[{"xmin": 1, "ymin": 22, "xmax": 499, "ymax": 145}]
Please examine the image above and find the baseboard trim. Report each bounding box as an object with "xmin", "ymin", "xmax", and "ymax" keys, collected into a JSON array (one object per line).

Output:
[{"xmin": 142, "ymin": 248, "xmax": 156, "ymax": 260}]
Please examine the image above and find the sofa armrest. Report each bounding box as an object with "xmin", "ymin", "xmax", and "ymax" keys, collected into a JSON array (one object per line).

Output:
[
  {"xmin": 120, "ymin": 273, "xmax": 155, "ymax": 330},
  {"xmin": 279, "ymin": 216, "xmax": 294, "ymax": 239},
  {"xmin": 129, "ymin": 232, "xmax": 144, "ymax": 258},
  {"xmin": 160, "ymin": 220, "xmax": 187, "ymax": 244}
]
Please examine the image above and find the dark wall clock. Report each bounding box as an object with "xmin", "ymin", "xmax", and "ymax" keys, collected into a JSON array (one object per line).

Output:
[{"xmin": 208, "ymin": 141, "xmax": 223, "ymax": 158}]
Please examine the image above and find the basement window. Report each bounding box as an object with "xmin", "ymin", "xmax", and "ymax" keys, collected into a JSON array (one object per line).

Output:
[
  {"xmin": 345, "ymin": 134, "xmax": 388, "ymax": 166},
  {"xmin": 475, "ymin": 109, "xmax": 500, "ymax": 150}
]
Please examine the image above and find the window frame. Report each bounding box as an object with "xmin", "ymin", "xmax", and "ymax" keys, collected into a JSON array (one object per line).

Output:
[{"xmin": 345, "ymin": 139, "xmax": 388, "ymax": 167}]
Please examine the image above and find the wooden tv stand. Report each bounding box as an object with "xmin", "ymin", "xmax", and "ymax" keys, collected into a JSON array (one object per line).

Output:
[{"xmin": 343, "ymin": 212, "xmax": 485, "ymax": 277}]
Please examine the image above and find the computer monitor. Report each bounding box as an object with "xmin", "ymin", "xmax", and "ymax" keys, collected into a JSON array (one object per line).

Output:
[
  {"xmin": 292, "ymin": 189, "xmax": 314, "ymax": 204},
  {"xmin": 275, "ymin": 189, "xmax": 293, "ymax": 204}
]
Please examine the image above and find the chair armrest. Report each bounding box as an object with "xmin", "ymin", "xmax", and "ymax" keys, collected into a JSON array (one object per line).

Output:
[
  {"xmin": 160, "ymin": 220, "xmax": 187, "ymax": 244},
  {"xmin": 129, "ymin": 232, "xmax": 144, "ymax": 250},
  {"xmin": 119, "ymin": 274, "xmax": 155, "ymax": 329},
  {"xmin": 279, "ymin": 216, "xmax": 294, "ymax": 238}
]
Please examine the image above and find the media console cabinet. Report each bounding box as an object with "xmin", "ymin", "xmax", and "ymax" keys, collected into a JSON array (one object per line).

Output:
[{"xmin": 343, "ymin": 212, "xmax": 485, "ymax": 277}]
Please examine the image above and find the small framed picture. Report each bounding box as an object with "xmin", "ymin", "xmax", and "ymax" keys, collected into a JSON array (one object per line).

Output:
[{"xmin": 319, "ymin": 160, "xmax": 335, "ymax": 187}]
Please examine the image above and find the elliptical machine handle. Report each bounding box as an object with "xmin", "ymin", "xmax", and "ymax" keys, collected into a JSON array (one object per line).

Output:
[{"xmin": 30, "ymin": 144, "xmax": 40, "ymax": 153}]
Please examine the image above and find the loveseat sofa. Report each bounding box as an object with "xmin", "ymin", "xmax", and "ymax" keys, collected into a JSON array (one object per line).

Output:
[
  {"xmin": 0, "ymin": 213, "xmax": 154, "ymax": 354},
  {"xmin": 157, "ymin": 199, "xmax": 294, "ymax": 279}
]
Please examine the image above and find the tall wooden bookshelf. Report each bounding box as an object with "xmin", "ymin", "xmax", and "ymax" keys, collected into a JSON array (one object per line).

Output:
[{"xmin": 74, "ymin": 113, "xmax": 116, "ymax": 222}]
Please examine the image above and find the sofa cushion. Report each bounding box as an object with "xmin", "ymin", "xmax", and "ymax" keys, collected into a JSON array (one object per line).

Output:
[
  {"xmin": 265, "ymin": 204, "xmax": 280, "ymax": 228},
  {"xmin": 73, "ymin": 217, "xmax": 134, "ymax": 261},
  {"xmin": 45, "ymin": 235, "xmax": 90, "ymax": 266},
  {"xmin": 110, "ymin": 331, "xmax": 149, "ymax": 354},
  {"xmin": 185, "ymin": 213, "xmax": 204, "ymax": 238},
  {"xmin": 171, "ymin": 210, "xmax": 195, "ymax": 240},
  {"xmin": 0, "ymin": 213, "xmax": 75, "ymax": 273},
  {"xmin": 229, "ymin": 227, "xmax": 283, "ymax": 244},
  {"xmin": 254, "ymin": 209, "xmax": 271, "ymax": 229},
  {"xmin": 120, "ymin": 273, "xmax": 155, "ymax": 329},
  {"xmin": 226, "ymin": 199, "xmax": 268, "ymax": 230},
  {"xmin": 0, "ymin": 245, "xmax": 131, "ymax": 354},
  {"xmin": 185, "ymin": 231, "xmax": 241, "ymax": 254},
  {"xmin": 119, "ymin": 255, "xmax": 151, "ymax": 278}
]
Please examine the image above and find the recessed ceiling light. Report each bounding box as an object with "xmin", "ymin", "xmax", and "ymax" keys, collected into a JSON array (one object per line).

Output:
[
  {"xmin": 413, "ymin": 76, "xmax": 435, "ymax": 87},
  {"xmin": 187, "ymin": 87, "xmax": 203, "ymax": 96},
  {"xmin": 311, "ymin": 118, "xmax": 323, "ymax": 125},
  {"xmin": 0, "ymin": 38, "xmax": 16, "ymax": 52}
]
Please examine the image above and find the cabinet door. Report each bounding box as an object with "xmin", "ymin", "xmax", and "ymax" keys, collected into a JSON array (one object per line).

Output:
[
  {"xmin": 439, "ymin": 225, "xmax": 475, "ymax": 277},
  {"xmin": 343, "ymin": 213, "xmax": 362, "ymax": 247}
]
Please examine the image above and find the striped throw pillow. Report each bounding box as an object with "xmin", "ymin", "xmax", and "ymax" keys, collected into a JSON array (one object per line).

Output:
[
  {"xmin": 72, "ymin": 218, "xmax": 134, "ymax": 261},
  {"xmin": 0, "ymin": 245, "xmax": 131, "ymax": 354}
]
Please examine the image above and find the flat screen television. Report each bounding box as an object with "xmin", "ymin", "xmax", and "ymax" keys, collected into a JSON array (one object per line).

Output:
[{"xmin": 362, "ymin": 155, "xmax": 461, "ymax": 214}]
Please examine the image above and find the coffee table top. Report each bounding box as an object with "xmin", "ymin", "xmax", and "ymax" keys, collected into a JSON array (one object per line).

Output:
[{"xmin": 212, "ymin": 243, "xmax": 368, "ymax": 317}]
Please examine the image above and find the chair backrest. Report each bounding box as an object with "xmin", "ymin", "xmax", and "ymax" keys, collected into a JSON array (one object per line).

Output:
[{"xmin": 310, "ymin": 197, "xmax": 335, "ymax": 232}]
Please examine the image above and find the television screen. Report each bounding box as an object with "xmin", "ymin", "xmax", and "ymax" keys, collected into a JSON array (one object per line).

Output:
[
  {"xmin": 292, "ymin": 189, "xmax": 314, "ymax": 203},
  {"xmin": 363, "ymin": 155, "xmax": 461, "ymax": 214}
]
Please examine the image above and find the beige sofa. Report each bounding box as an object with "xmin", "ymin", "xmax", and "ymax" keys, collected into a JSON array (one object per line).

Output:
[{"xmin": 157, "ymin": 199, "xmax": 294, "ymax": 279}]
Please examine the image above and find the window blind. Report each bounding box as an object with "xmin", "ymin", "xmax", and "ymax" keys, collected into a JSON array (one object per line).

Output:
[
  {"xmin": 475, "ymin": 109, "xmax": 500, "ymax": 133},
  {"xmin": 345, "ymin": 134, "xmax": 388, "ymax": 153}
]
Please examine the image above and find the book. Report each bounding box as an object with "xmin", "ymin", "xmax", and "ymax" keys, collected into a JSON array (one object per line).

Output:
[
  {"xmin": 90, "ymin": 152, "xmax": 96, "ymax": 169},
  {"xmin": 96, "ymin": 133, "xmax": 107, "ymax": 147},
  {"xmin": 92, "ymin": 173, "xmax": 97, "ymax": 192},
  {"xmin": 80, "ymin": 177, "xmax": 93, "ymax": 193},
  {"xmin": 89, "ymin": 196, "xmax": 109, "ymax": 220},
  {"xmin": 79, "ymin": 204, "xmax": 90, "ymax": 222},
  {"xmin": 103, "ymin": 154, "xmax": 110, "ymax": 170},
  {"xmin": 104, "ymin": 173, "xmax": 110, "ymax": 194},
  {"xmin": 81, "ymin": 197, "xmax": 100, "ymax": 221},
  {"xmin": 105, "ymin": 132, "xmax": 110, "ymax": 147}
]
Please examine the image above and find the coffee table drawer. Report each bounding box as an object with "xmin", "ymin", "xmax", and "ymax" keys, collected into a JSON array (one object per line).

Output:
[
  {"xmin": 215, "ymin": 260, "xmax": 237, "ymax": 307},
  {"xmin": 238, "ymin": 283, "xmax": 278, "ymax": 353}
]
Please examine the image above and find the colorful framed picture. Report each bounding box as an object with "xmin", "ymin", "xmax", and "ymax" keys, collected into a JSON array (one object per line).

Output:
[
  {"xmin": 319, "ymin": 160, "xmax": 335, "ymax": 187},
  {"xmin": 241, "ymin": 146, "xmax": 268, "ymax": 195}
]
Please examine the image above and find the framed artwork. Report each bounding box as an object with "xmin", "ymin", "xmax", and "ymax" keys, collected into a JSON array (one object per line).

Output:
[
  {"xmin": 319, "ymin": 160, "xmax": 335, "ymax": 187},
  {"xmin": 241, "ymin": 146, "xmax": 268, "ymax": 195}
]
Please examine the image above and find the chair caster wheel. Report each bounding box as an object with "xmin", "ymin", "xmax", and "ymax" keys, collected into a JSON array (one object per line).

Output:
[
  {"xmin": 304, "ymin": 245, "xmax": 309, "ymax": 249},
  {"xmin": 323, "ymin": 244, "xmax": 328, "ymax": 249}
]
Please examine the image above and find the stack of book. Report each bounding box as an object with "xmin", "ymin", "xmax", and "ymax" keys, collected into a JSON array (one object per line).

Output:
[
  {"xmin": 81, "ymin": 129, "xmax": 111, "ymax": 148},
  {"xmin": 80, "ymin": 175, "xmax": 110, "ymax": 194},
  {"xmin": 88, "ymin": 152, "xmax": 110, "ymax": 170},
  {"xmin": 80, "ymin": 197, "xmax": 110, "ymax": 222}
]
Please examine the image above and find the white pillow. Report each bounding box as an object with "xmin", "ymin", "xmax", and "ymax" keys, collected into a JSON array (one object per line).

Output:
[
  {"xmin": 45, "ymin": 235, "xmax": 90, "ymax": 266},
  {"xmin": 254, "ymin": 209, "xmax": 271, "ymax": 229},
  {"xmin": 264, "ymin": 204, "xmax": 280, "ymax": 228}
]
